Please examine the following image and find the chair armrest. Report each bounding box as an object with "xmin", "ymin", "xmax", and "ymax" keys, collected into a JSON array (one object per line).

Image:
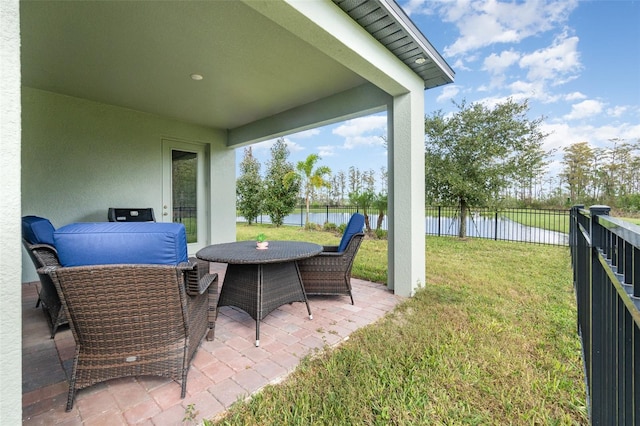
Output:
[
  {"xmin": 183, "ymin": 258, "xmax": 216, "ymax": 296},
  {"xmin": 30, "ymin": 243, "xmax": 58, "ymax": 254},
  {"xmin": 321, "ymin": 245, "xmax": 340, "ymax": 253}
]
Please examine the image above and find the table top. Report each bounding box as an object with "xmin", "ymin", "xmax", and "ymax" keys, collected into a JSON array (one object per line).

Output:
[{"xmin": 196, "ymin": 240, "xmax": 322, "ymax": 264}]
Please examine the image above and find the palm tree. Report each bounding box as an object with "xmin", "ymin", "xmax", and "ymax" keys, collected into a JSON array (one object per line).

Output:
[{"xmin": 296, "ymin": 154, "xmax": 331, "ymax": 226}]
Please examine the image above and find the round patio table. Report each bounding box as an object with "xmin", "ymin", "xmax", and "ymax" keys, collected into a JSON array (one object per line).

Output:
[{"xmin": 196, "ymin": 240, "xmax": 322, "ymax": 346}]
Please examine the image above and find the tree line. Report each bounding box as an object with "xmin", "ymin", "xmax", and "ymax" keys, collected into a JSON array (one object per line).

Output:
[
  {"xmin": 560, "ymin": 139, "xmax": 640, "ymax": 211},
  {"xmin": 236, "ymin": 139, "xmax": 388, "ymax": 233}
]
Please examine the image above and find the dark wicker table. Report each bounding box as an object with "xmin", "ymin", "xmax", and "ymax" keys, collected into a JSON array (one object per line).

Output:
[{"xmin": 196, "ymin": 240, "xmax": 322, "ymax": 346}]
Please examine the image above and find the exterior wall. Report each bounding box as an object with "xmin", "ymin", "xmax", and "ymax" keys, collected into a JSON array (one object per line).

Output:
[
  {"xmin": 21, "ymin": 88, "xmax": 235, "ymax": 282},
  {"xmin": 0, "ymin": 1, "xmax": 23, "ymax": 423}
]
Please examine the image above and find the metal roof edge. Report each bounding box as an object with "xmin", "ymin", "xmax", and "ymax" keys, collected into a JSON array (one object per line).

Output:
[{"xmin": 379, "ymin": 0, "xmax": 455, "ymax": 82}]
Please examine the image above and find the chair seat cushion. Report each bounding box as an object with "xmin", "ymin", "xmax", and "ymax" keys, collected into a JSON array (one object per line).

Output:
[{"xmin": 55, "ymin": 222, "xmax": 188, "ymax": 267}]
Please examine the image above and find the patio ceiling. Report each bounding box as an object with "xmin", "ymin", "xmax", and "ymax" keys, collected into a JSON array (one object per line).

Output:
[
  {"xmin": 20, "ymin": 0, "xmax": 452, "ymax": 134},
  {"xmin": 20, "ymin": 1, "xmax": 367, "ymax": 131}
]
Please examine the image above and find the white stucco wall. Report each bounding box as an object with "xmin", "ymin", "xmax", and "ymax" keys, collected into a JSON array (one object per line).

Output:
[
  {"xmin": 21, "ymin": 88, "xmax": 236, "ymax": 282},
  {"xmin": 1, "ymin": 1, "xmax": 23, "ymax": 423}
]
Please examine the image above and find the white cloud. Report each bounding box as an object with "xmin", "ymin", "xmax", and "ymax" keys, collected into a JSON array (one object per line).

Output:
[
  {"xmin": 429, "ymin": 0, "xmax": 578, "ymax": 57},
  {"xmin": 436, "ymin": 85, "xmax": 461, "ymax": 103},
  {"xmin": 333, "ymin": 116, "xmax": 386, "ymax": 136},
  {"xmin": 483, "ymin": 49, "xmax": 520, "ymax": 73},
  {"xmin": 565, "ymin": 91, "xmax": 586, "ymax": 101},
  {"xmin": 317, "ymin": 145, "xmax": 337, "ymax": 157},
  {"xmin": 541, "ymin": 121, "xmax": 640, "ymax": 154},
  {"xmin": 563, "ymin": 99, "xmax": 604, "ymax": 120},
  {"xmin": 332, "ymin": 116, "xmax": 387, "ymax": 150},
  {"xmin": 343, "ymin": 135, "xmax": 386, "ymax": 149},
  {"xmin": 482, "ymin": 49, "xmax": 521, "ymax": 88},
  {"xmin": 249, "ymin": 137, "xmax": 305, "ymax": 154},
  {"xmin": 519, "ymin": 32, "xmax": 581, "ymax": 84},
  {"xmin": 607, "ymin": 105, "xmax": 627, "ymax": 118},
  {"xmin": 289, "ymin": 129, "xmax": 321, "ymax": 139}
]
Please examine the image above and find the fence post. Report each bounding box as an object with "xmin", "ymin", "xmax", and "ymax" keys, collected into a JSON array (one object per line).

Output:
[
  {"xmin": 589, "ymin": 205, "xmax": 611, "ymax": 251},
  {"xmin": 587, "ymin": 205, "xmax": 612, "ymax": 425},
  {"xmin": 494, "ymin": 211, "xmax": 498, "ymax": 240},
  {"xmin": 437, "ymin": 206, "xmax": 441, "ymax": 237}
]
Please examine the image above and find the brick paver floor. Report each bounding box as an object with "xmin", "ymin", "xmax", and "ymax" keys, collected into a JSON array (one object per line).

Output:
[{"xmin": 22, "ymin": 263, "xmax": 402, "ymax": 425}]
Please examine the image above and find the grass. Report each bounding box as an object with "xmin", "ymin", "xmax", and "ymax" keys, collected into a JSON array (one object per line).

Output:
[
  {"xmin": 213, "ymin": 224, "xmax": 587, "ymax": 424},
  {"xmin": 623, "ymin": 217, "xmax": 640, "ymax": 225},
  {"xmin": 500, "ymin": 209, "xmax": 570, "ymax": 234}
]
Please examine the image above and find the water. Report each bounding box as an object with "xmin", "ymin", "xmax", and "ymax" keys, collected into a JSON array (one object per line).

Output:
[
  {"xmin": 237, "ymin": 212, "xmax": 569, "ymax": 245},
  {"xmin": 425, "ymin": 214, "xmax": 569, "ymax": 245}
]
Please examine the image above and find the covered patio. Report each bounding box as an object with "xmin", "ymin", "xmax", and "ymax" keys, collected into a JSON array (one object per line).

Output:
[
  {"xmin": 2, "ymin": 0, "xmax": 453, "ymax": 422},
  {"xmin": 22, "ymin": 265, "xmax": 402, "ymax": 424}
]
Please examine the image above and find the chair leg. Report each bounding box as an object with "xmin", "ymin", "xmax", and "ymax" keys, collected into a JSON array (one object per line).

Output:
[{"xmin": 65, "ymin": 372, "xmax": 77, "ymax": 411}]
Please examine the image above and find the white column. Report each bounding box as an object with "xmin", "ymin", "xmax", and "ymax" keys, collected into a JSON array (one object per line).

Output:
[
  {"xmin": 0, "ymin": 0, "xmax": 24, "ymax": 423},
  {"xmin": 387, "ymin": 90, "xmax": 426, "ymax": 297}
]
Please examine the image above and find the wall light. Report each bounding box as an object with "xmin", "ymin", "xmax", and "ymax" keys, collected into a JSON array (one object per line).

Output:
[{"xmin": 190, "ymin": 73, "xmax": 204, "ymax": 81}]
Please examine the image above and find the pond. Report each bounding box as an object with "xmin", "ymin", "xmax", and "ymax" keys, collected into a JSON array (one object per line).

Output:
[{"xmin": 238, "ymin": 212, "xmax": 569, "ymax": 246}]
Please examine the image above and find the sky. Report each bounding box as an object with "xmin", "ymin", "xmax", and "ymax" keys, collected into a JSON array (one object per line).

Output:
[{"xmin": 238, "ymin": 0, "xmax": 640, "ymax": 191}]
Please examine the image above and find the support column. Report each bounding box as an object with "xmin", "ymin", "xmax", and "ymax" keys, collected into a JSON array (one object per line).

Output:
[
  {"xmin": 387, "ymin": 89, "xmax": 425, "ymax": 297},
  {"xmin": 0, "ymin": 0, "xmax": 23, "ymax": 423}
]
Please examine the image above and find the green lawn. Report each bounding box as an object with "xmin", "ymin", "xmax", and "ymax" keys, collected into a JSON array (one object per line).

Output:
[
  {"xmin": 500, "ymin": 209, "xmax": 570, "ymax": 234},
  {"xmin": 623, "ymin": 217, "xmax": 640, "ymax": 225},
  {"xmin": 213, "ymin": 224, "xmax": 587, "ymax": 425}
]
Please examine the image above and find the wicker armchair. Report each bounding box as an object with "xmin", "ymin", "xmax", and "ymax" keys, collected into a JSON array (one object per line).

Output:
[
  {"xmin": 298, "ymin": 213, "xmax": 365, "ymax": 305},
  {"xmin": 41, "ymin": 221, "xmax": 219, "ymax": 411},
  {"xmin": 23, "ymin": 239, "xmax": 67, "ymax": 337},
  {"xmin": 22, "ymin": 216, "xmax": 68, "ymax": 337},
  {"xmin": 42, "ymin": 261, "xmax": 218, "ymax": 411}
]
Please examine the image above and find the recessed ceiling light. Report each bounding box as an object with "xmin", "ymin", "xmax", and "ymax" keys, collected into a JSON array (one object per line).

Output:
[
  {"xmin": 190, "ymin": 73, "xmax": 204, "ymax": 81},
  {"xmin": 415, "ymin": 57, "xmax": 427, "ymax": 65}
]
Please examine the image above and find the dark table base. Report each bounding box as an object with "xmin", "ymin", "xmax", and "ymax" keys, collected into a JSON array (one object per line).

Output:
[{"xmin": 218, "ymin": 261, "xmax": 312, "ymax": 346}]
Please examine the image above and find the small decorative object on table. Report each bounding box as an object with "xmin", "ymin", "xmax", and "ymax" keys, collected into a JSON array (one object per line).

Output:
[{"xmin": 256, "ymin": 233, "xmax": 269, "ymax": 250}]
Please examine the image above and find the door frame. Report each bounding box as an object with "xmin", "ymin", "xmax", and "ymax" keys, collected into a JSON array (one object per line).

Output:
[{"xmin": 162, "ymin": 138, "xmax": 210, "ymax": 254}]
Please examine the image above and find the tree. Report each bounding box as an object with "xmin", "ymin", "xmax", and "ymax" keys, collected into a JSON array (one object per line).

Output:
[
  {"xmin": 560, "ymin": 141, "xmax": 594, "ymax": 203},
  {"xmin": 349, "ymin": 190, "xmax": 375, "ymax": 233},
  {"xmin": 263, "ymin": 138, "xmax": 300, "ymax": 227},
  {"xmin": 424, "ymin": 98, "xmax": 549, "ymax": 238},
  {"xmin": 373, "ymin": 192, "xmax": 387, "ymax": 232},
  {"xmin": 348, "ymin": 166, "xmax": 361, "ymax": 194},
  {"xmin": 236, "ymin": 147, "xmax": 263, "ymax": 225},
  {"xmin": 296, "ymin": 154, "xmax": 331, "ymax": 226}
]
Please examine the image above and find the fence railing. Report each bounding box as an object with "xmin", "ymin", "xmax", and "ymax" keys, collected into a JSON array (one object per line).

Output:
[
  {"xmin": 243, "ymin": 205, "xmax": 570, "ymax": 246},
  {"xmin": 570, "ymin": 205, "xmax": 640, "ymax": 425},
  {"xmin": 425, "ymin": 206, "xmax": 569, "ymax": 245}
]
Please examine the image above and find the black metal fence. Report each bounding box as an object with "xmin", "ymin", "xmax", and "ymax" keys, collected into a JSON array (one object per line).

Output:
[
  {"xmin": 425, "ymin": 206, "xmax": 569, "ymax": 245},
  {"xmin": 570, "ymin": 205, "xmax": 640, "ymax": 424},
  {"xmin": 244, "ymin": 205, "xmax": 570, "ymax": 246}
]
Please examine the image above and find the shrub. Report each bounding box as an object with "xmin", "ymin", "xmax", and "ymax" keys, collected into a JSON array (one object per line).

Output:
[
  {"xmin": 323, "ymin": 222, "xmax": 338, "ymax": 232},
  {"xmin": 337, "ymin": 223, "xmax": 347, "ymax": 234},
  {"xmin": 374, "ymin": 228, "xmax": 387, "ymax": 240}
]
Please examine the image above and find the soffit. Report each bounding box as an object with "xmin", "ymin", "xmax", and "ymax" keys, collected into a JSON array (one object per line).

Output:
[{"xmin": 333, "ymin": 0, "xmax": 454, "ymax": 89}]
